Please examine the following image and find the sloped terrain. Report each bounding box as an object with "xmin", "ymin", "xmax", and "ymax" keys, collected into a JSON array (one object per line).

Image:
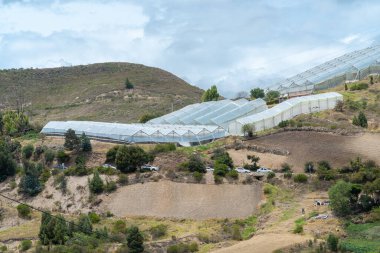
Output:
[{"xmin": 0, "ymin": 63, "xmax": 203, "ymax": 124}]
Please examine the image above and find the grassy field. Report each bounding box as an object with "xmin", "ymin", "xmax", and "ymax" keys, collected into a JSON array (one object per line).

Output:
[
  {"xmin": 340, "ymin": 222, "xmax": 380, "ymax": 253},
  {"xmin": 0, "ymin": 63, "xmax": 203, "ymax": 124}
]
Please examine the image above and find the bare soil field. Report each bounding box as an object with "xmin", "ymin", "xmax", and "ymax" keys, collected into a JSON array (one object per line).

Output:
[
  {"xmin": 236, "ymin": 132, "xmax": 380, "ymax": 171},
  {"xmin": 101, "ymin": 181, "xmax": 263, "ymax": 219}
]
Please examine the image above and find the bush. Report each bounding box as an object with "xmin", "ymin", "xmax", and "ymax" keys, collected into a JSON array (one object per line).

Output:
[
  {"xmin": 115, "ymin": 145, "xmax": 152, "ymax": 173},
  {"xmin": 193, "ymin": 171, "xmax": 203, "ymax": 182},
  {"xmin": 19, "ymin": 162, "xmax": 42, "ymax": 196},
  {"xmin": 326, "ymin": 233, "xmax": 339, "ymax": 252},
  {"xmin": 44, "ymin": 149, "xmax": 55, "ymax": 165},
  {"xmin": 278, "ymin": 120, "xmax": 289, "ymax": 128},
  {"xmin": 139, "ymin": 113, "xmax": 161, "ymax": 123},
  {"xmin": 284, "ymin": 172, "xmax": 292, "ymax": 179},
  {"xmin": 0, "ymin": 140, "xmax": 17, "ymax": 182},
  {"xmin": 280, "ymin": 163, "xmax": 292, "ymax": 173},
  {"xmin": 64, "ymin": 129, "xmax": 81, "ymax": 151},
  {"xmin": 17, "ymin": 204, "xmax": 31, "ymax": 219},
  {"xmin": 187, "ymin": 154, "xmax": 206, "ymax": 173},
  {"xmin": 113, "ymin": 220, "xmax": 127, "ymax": 234},
  {"xmin": 293, "ymin": 173, "xmax": 308, "ymax": 183},
  {"xmin": 149, "ymin": 224, "xmax": 168, "ymax": 239},
  {"xmin": 293, "ymin": 224, "xmax": 303, "ymax": 234},
  {"xmin": 81, "ymin": 133, "xmax": 92, "ymax": 152},
  {"xmin": 267, "ymin": 171, "xmax": 275, "ymax": 179},
  {"xmin": 89, "ymin": 170, "xmax": 104, "ymax": 194},
  {"xmin": 22, "ymin": 144, "xmax": 34, "ymax": 159},
  {"xmin": 211, "ymin": 148, "xmax": 233, "ymax": 168},
  {"xmin": 106, "ymin": 145, "xmax": 120, "ymax": 163},
  {"xmin": 117, "ymin": 174, "xmax": 129, "ymax": 185},
  {"xmin": 127, "ymin": 226, "xmax": 144, "ymax": 253},
  {"xmin": 350, "ymin": 82, "xmax": 368, "ymax": 91},
  {"xmin": 328, "ymin": 180, "xmax": 354, "ymax": 217},
  {"xmin": 304, "ymin": 161, "xmax": 315, "ymax": 173},
  {"xmin": 88, "ymin": 212, "xmax": 101, "ymax": 224},
  {"xmin": 20, "ymin": 239, "xmax": 32, "ymax": 251},
  {"xmin": 167, "ymin": 242, "xmax": 198, "ymax": 253},
  {"xmin": 56, "ymin": 150, "xmax": 70, "ymax": 164},
  {"xmin": 152, "ymin": 143, "xmax": 176, "ymax": 154},
  {"xmin": 104, "ymin": 180, "xmax": 117, "ymax": 193},
  {"xmin": 213, "ymin": 161, "xmax": 229, "ymax": 177},
  {"xmin": 214, "ymin": 175, "xmax": 223, "ymax": 184},
  {"xmin": 227, "ymin": 169, "xmax": 238, "ymax": 180},
  {"xmin": 263, "ymin": 185, "xmax": 272, "ymax": 195}
]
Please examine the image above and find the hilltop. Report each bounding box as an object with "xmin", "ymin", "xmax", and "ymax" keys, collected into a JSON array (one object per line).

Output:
[{"xmin": 0, "ymin": 63, "xmax": 203, "ymax": 124}]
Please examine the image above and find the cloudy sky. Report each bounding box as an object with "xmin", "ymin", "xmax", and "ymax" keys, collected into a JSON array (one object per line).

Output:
[{"xmin": 0, "ymin": 0, "xmax": 379, "ymax": 96}]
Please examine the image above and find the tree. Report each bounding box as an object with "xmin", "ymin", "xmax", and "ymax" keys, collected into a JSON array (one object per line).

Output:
[
  {"xmin": 89, "ymin": 170, "xmax": 104, "ymax": 194},
  {"xmin": 326, "ymin": 233, "xmax": 339, "ymax": 252},
  {"xmin": 187, "ymin": 154, "xmax": 206, "ymax": 173},
  {"xmin": 78, "ymin": 214, "xmax": 93, "ymax": 235},
  {"xmin": 52, "ymin": 214, "xmax": 68, "ymax": 245},
  {"xmin": 127, "ymin": 226, "xmax": 144, "ymax": 253},
  {"xmin": 81, "ymin": 133, "xmax": 92, "ymax": 152},
  {"xmin": 0, "ymin": 111, "xmax": 3, "ymax": 134},
  {"xmin": 0, "ymin": 140, "xmax": 17, "ymax": 182},
  {"xmin": 213, "ymin": 161, "xmax": 229, "ymax": 177},
  {"xmin": 64, "ymin": 129, "xmax": 81, "ymax": 151},
  {"xmin": 370, "ymin": 75, "xmax": 374, "ymax": 85},
  {"xmin": 39, "ymin": 212, "xmax": 55, "ymax": 245},
  {"xmin": 44, "ymin": 149, "xmax": 55, "ymax": 165},
  {"xmin": 247, "ymin": 155, "xmax": 260, "ymax": 171},
  {"xmin": 328, "ymin": 180, "xmax": 354, "ymax": 217},
  {"xmin": 125, "ymin": 78, "xmax": 134, "ymax": 89},
  {"xmin": 2, "ymin": 111, "xmax": 29, "ymax": 136},
  {"xmin": 358, "ymin": 111, "xmax": 368, "ymax": 128},
  {"xmin": 211, "ymin": 148, "xmax": 233, "ymax": 168},
  {"xmin": 19, "ymin": 162, "xmax": 42, "ymax": 196},
  {"xmin": 202, "ymin": 85, "xmax": 220, "ymax": 102},
  {"xmin": 22, "ymin": 144, "xmax": 34, "ymax": 159},
  {"xmin": 139, "ymin": 113, "xmax": 161, "ymax": 123},
  {"xmin": 250, "ymin": 88, "xmax": 265, "ymax": 99},
  {"xmin": 265, "ymin": 90, "xmax": 280, "ymax": 103},
  {"xmin": 242, "ymin": 124, "xmax": 254, "ymax": 137},
  {"xmin": 106, "ymin": 145, "xmax": 120, "ymax": 163},
  {"xmin": 334, "ymin": 100, "xmax": 344, "ymax": 112},
  {"xmin": 304, "ymin": 161, "xmax": 315, "ymax": 173},
  {"xmin": 115, "ymin": 145, "xmax": 152, "ymax": 173},
  {"xmin": 344, "ymin": 83, "xmax": 348, "ymax": 90}
]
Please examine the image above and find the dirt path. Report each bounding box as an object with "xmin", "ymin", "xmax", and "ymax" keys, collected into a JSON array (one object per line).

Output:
[{"xmin": 213, "ymin": 233, "xmax": 311, "ymax": 253}]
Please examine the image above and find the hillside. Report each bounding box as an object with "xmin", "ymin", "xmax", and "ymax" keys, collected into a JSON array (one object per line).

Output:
[{"xmin": 0, "ymin": 63, "xmax": 203, "ymax": 124}]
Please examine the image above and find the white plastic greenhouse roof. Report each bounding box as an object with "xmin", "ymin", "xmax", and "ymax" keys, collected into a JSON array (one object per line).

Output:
[
  {"xmin": 41, "ymin": 121, "xmax": 226, "ymax": 145},
  {"xmin": 148, "ymin": 98, "xmax": 267, "ymax": 126},
  {"xmin": 236, "ymin": 92, "xmax": 343, "ymax": 125},
  {"xmin": 275, "ymin": 45, "xmax": 380, "ymax": 94}
]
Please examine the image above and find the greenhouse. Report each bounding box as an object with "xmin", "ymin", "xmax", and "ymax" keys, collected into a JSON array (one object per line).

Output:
[
  {"xmin": 228, "ymin": 92, "xmax": 343, "ymax": 135},
  {"xmin": 148, "ymin": 98, "xmax": 267, "ymax": 126},
  {"xmin": 41, "ymin": 121, "xmax": 226, "ymax": 146},
  {"xmin": 275, "ymin": 44, "xmax": 380, "ymax": 97}
]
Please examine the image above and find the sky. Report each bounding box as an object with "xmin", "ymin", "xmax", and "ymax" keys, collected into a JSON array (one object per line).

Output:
[{"xmin": 0, "ymin": 0, "xmax": 380, "ymax": 97}]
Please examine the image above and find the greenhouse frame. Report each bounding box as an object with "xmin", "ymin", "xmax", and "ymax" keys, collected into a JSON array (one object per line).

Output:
[
  {"xmin": 41, "ymin": 121, "xmax": 226, "ymax": 146},
  {"xmin": 275, "ymin": 44, "xmax": 380, "ymax": 97},
  {"xmin": 228, "ymin": 92, "xmax": 343, "ymax": 135}
]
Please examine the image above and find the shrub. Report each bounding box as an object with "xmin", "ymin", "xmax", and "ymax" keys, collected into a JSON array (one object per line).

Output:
[
  {"xmin": 40, "ymin": 168, "xmax": 51, "ymax": 183},
  {"xmin": 117, "ymin": 174, "xmax": 129, "ymax": 185},
  {"xmin": 17, "ymin": 204, "xmax": 31, "ymax": 219},
  {"xmin": 44, "ymin": 149, "xmax": 55, "ymax": 165},
  {"xmin": 267, "ymin": 171, "xmax": 275, "ymax": 179},
  {"xmin": 231, "ymin": 224, "xmax": 242, "ymax": 240},
  {"xmin": 227, "ymin": 169, "xmax": 238, "ymax": 180},
  {"xmin": 89, "ymin": 170, "xmax": 104, "ymax": 194},
  {"xmin": 127, "ymin": 226, "xmax": 144, "ymax": 253},
  {"xmin": 263, "ymin": 185, "xmax": 272, "ymax": 195},
  {"xmin": 280, "ymin": 163, "xmax": 292, "ymax": 173},
  {"xmin": 326, "ymin": 233, "xmax": 339, "ymax": 252},
  {"xmin": 88, "ymin": 212, "xmax": 101, "ymax": 224},
  {"xmin": 193, "ymin": 171, "xmax": 203, "ymax": 182},
  {"xmin": 106, "ymin": 145, "xmax": 120, "ymax": 163},
  {"xmin": 152, "ymin": 143, "xmax": 176, "ymax": 154},
  {"xmin": 81, "ymin": 133, "xmax": 92, "ymax": 152},
  {"xmin": 19, "ymin": 162, "xmax": 42, "ymax": 196},
  {"xmin": 293, "ymin": 173, "xmax": 308, "ymax": 183},
  {"xmin": 293, "ymin": 224, "xmax": 303, "ymax": 234},
  {"xmin": 211, "ymin": 148, "xmax": 233, "ymax": 168},
  {"xmin": 149, "ymin": 224, "xmax": 168, "ymax": 239},
  {"xmin": 367, "ymin": 207, "xmax": 380, "ymax": 222},
  {"xmin": 22, "ymin": 144, "xmax": 34, "ymax": 159},
  {"xmin": 104, "ymin": 180, "xmax": 117, "ymax": 193},
  {"xmin": 20, "ymin": 240, "xmax": 32, "ymax": 251},
  {"xmin": 115, "ymin": 145, "xmax": 152, "ymax": 173},
  {"xmin": 214, "ymin": 175, "xmax": 223, "ymax": 184},
  {"xmin": 125, "ymin": 78, "xmax": 134, "ymax": 89},
  {"xmin": 139, "ymin": 113, "xmax": 161, "ymax": 123},
  {"xmin": 167, "ymin": 242, "xmax": 198, "ymax": 253},
  {"xmin": 213, "ymin": 161, "xmax": 229, "ymax": 177},
  {"xmin": 53, "ymin": 173, "xmax": 67, "ymax": 194},
  {"xmin": 328, "ymin": 180, "xmax": 354, "ymax": 217},
  {"xmin": 56, "ymin": 150, "xmax": 70, "ymax": 164},
  {"xmin": 284, "ymin": 172, "xmax": 292, "ymax": 179},
  {"xmin": 187, "ymin": 154, "xmax": 206, "ymax": 173},
  {"xmin": 64, "ymin": 129, "xmax": 81, "ymax": 151},
  {"xmin": 242, "ymin": 124, "xmax": 254, "ymax": 137},
  {"xmin": 0, "ymin": 140, "xmax": 17, "ymax": 182},
  {"xmin": 350, "ymin": 82, "xmax": 368, "ymax": 91},
  {"xmin": 304, "ymin": 161, "xmax": 315, "ymax": 173},
  {"xmin": 278, "ymin": 120, "xmax": 289, "ymax": 128},
  {"xmin": 113, "ymin": 220, "xmax": 127, "ymax": 234}
]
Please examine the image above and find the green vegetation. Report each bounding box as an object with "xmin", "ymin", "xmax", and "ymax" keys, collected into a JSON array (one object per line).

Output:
[
  {"xmin": 264, "ymin": 90, "xmax": 280, "ymax": 104},
  {"xmin": 193, "ymin": 171, "xmax": 203, "ymax": 182},
  {"xmin": 89, "ymin": 170, "xmax": 104, "ymax": 194},
  {"xmin": 151, "ymin": 143, "xmax": 176, "ymax": 154},
  {"xmin": 293, "ymin": 217, "xmax": 305, "ymax": 234},
  {"xmin": 139, "ymin": 113, "xmax": 162, "ymax": 123},
  {"xmin": 202, "ymin": 85, "xmax": 220, "ymax": 102},
  {"xmin": 1, "ymin": 111, "xmax": 29, "ymax": 136},
  {"xmin": 104, "ymin": 180, "xmax": 117, "ymax": 193},
  {"xmin": 304, "ymin": 161, "xmax": 315, "ymax": 173},
  {"xmin": 293, "ymin": 173, "xmax": 308, "ymax": 183},
  {"xmin": 241, "ymin": 124, "xmax": 254, "ymax": 137},
  {"xmin": 64, "ymin": 129, "xmax": 81, "ymax": 151},
  {"xmin": 127, "ymin": 226, "xmax": 144, "ymax": 253},
  {"xmin": 20, "ymin": 240, "xmax": 32, "ymax": 251},
  {"xmin": 22, "ymin": 144, "xmax": 34, "ymax": 159},
  {"xmin": 81, "ymin": 132, "xmax": 92, "ymax": 152},
  {"xmin": 167, "ymin": 242, "xmax": 198, "ymax": 253},
  {"xmin": 0, "ymin": 139, "xmax": 17, "ymax": 182},
  {"xmin": 353, "ymin": 111, "xmax": 368, "ymax": 128},
  {"xmin": 149, "ymin": 224, "xmax": 168, "ymax": 239},
  {"xmin": 340, "ymin": 222, "xmax": 380, "ymax": 253},
  {"xmin": 56, "ymin": 150, "xmax": 70, "ymax": 164},
  {"xmin": 250, "ymin": 88, "xmax": 265, "ymax": 99},
  {"xmin": 115, "ymin": 145, "xmax": 153, "ymax": 173},
  {"xmin": 125, "ymin": 78, "xmax": 134, "ymax": 89},
  {"xmin": 326, "ymin": 233, "xmax": 339, "ymax": 252},
  {"xmin": 16, "ymin": 204, "xmax": 31, "ymax": 219},
  {"xmin": 350, "ymin": 82, "xmax": 369, "ymax": 91},
  {"xmin": 19, "ymin": 162, "xmax": 42, "ymax": 196},
  {"xmin": 245, "ymin": 155, "xmax": 260, "ymax": 171},
  {"xmin": 88, "ymin": 212, "xmax": 101, "ymax": 224}
]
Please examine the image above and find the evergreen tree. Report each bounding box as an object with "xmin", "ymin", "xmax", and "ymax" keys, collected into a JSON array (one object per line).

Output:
[
  {"xmin": 39, "ymin": 212, "xmax": 55, "ymax": 245},
  {"xmin": 202, "ymin": 85, "xmax": 220, "ymax": 102},
  {"xmin": 78, "ymin": 214, "xmax": 93, "ymax": 235},
  {"xmin": 89, "ymin": 170, "xmax": 104, "ymax": 194},
  {"xmin": 358, "ymin": 111, "xmax": 368, "ymax": 128},
  {"xmin": 64, "ymin": 129, "xmax": 81, "ymax": 151},
  {"xmin": 125, "ymin": 78, "xmax": 134, "ymax": 89},
  {"xmin": 19, "ymin": 162, "xmax": 42, "ymax": 196},
  {"xmin": 81, "ymin": 133, "xmax": 92, "ymax": 152},
  {"xmin": 0, "ymin": 140, "xmax": 17, "ymax": 182},
  {"xmin": 53, "ymin": 214, "xmax": 68, "ymax": 245},
  {"xmin": 115, "ymin": 145, "xmax": 151, "ymax": 173},
  {"xmin": 127, "ymin": 226, "xmax": 144, "ymax": 253},
  {"xmin": 250, "ymin": 88, "xmax": 265, "ymax": 99}
]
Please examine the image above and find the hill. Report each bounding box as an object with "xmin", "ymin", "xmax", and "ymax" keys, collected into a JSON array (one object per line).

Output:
[{"xmin": 0, "ymin": 63, "xmax": 203, "ymax": 124}]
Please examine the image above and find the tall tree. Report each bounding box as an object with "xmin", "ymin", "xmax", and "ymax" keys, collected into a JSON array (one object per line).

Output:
[
  {"xmin": 19, "ymin": 162, "xmax": 42, "ymax": 196},
  {"xmin": 78, "ymin": 214, "xmax": 93, "ymax": 235},
  {"xmin": 81, "ymin": 133, "xmax": 92, "ymax": 152},
  {"xmin": 64, "ymin": 129, "xmax": 81, "ymax": 151},
  {"xmin": 202, "ymin": 85, "xmax": 220, "ymax": 102},
  {"xmin": 328, "ymin": 180, "xmax": 354, "ymax": 217},
  {"xmin": 53, "ymin": 214, "xmax": 68, "ymax": 245},
  {"xmin": 127, "ymin": 226, "xmax": 144, "ymax": 253},
  {"xmin": 89, "ymin": 170, "xmax": 104, "ymax": 194},
  {"xmin": 250, "ymin": 88, "xmax": 265, "ymax": 99},
  {"xmin": 115, "ymin": 145, "xmax": 152, "ymax": 173},
  {"xmin": 358, "ymin": 111, "xmax": 368, "ymax": 128},
  {"xmin": 265, "ymin": 90, "xmax": 280, "ymax": 103}
]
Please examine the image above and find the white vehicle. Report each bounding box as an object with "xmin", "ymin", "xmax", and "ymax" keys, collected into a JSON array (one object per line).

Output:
[
  {"xmin": 140, "ymin": 165, "xmax": 160, "ymax": 171},
  {"xmin": 206, "ymin": 167, "xmax": 214, "ymax": 172},
  {"xmin": 235, "ymin": 167, "xmax": 251, "ymax": 173},
  {"xmin": 102, "ymin": 163, "xmax": 116, "ymax": 169},
  {"xmin": 257, "ymin": 168, "xmax": 273, "ymax": 173}
]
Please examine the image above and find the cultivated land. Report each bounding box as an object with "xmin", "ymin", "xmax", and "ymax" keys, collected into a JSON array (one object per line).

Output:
[{"xmin": 0, "ymin": 63, "xmax": 203, "ymax": 124}]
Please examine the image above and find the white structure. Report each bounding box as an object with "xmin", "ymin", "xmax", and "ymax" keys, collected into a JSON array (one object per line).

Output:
[
  {"xmin": 41, "ymin": 121, "xmax": 226, "ymax": 146},
  {"xmin": 228, "ymin": 92, "xmax": 343, "ymax": 135},
  {"xmin": 148, "ymin": 98, "xmax": 267, "ymax": 127}
]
